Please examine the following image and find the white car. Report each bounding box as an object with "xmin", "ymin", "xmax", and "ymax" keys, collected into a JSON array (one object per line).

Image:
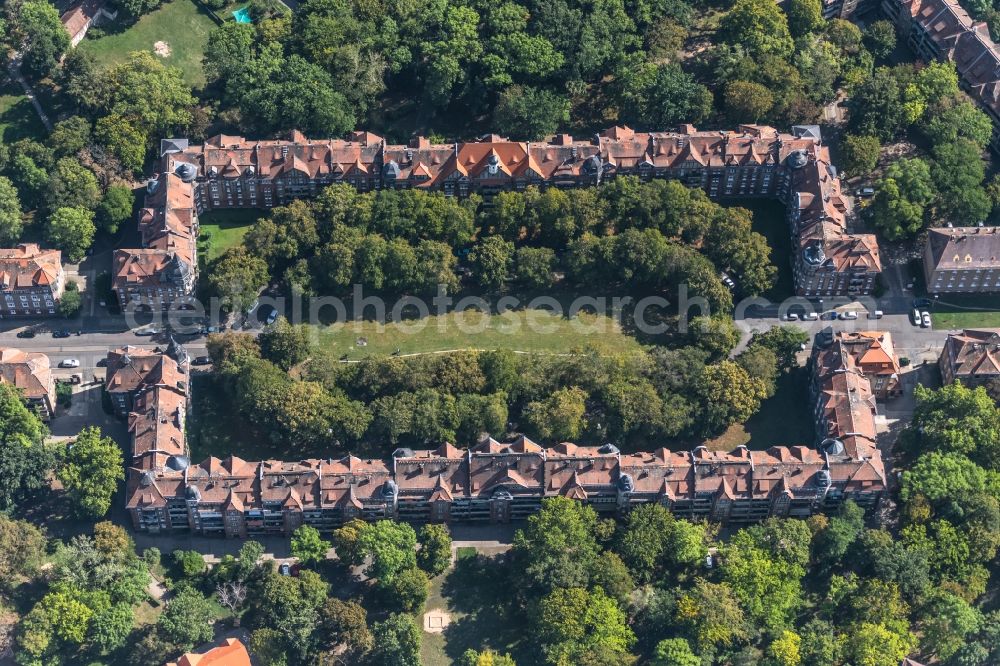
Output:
[
  {"xmin": 59, "ymin": 358, "xmax": 80, "ymax": 368},
  {"xmin": 802, "ymin": 312, "xmax": 819, "ymax": 321},
  {"xmin": 838, "ymin": 311, "xmax": 858, "ymax": 320},
  {"xmin": 921, "ymin": 311, "xmax": 932, "ymax": 328},
  {"xmin": 780, "ymin": 313, "xmax": 798, "ymax": 321},
  {"xmin": 912, "ymin": 308, "xmax": 921, "ymax": 325}
]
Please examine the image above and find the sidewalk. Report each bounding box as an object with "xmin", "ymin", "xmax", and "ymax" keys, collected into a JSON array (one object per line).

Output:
[{"xmin": 5, "ymin": 55, "xmax": 52, "ymax": 131}]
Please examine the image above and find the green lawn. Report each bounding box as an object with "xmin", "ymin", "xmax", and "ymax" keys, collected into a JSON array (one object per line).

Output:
[
  {"xmin": 0, "ymin": 81, "xmax": 45, "ymax": 142},
  {"xmin": 197, "ymin": 208, "xmax": 263, "ymax": 262},
  {"xmin": 315, "ymin": 309, "xmax": 646, "ymax": 361},
  {"xmin": 929, "ymin": 293, "xmax": 1000, "ymax": 330},
  {"xmin": 932, "ymin": 311, "xmax": 1000, "ymax": 329},
  {"xmin": 420, "ymin": 554, "xmax": 527, "ymax": 666},
  {"xmin": 78, "ymin": 0, "xmax": 218, "ymax": 88},
  {"xmin": 704, "ymin": 367, "xmax": 815, "ymax": 451}
]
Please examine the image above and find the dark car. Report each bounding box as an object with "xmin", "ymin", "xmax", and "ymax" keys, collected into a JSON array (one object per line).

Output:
[
  {"xmin": 52, "ymin": 330, "xmax": 71, "ymax": 338},
  {"xmin": 16, "ymin": 330, "xmax": 35, "ymax": 338},
  {"xmin": 820, "ymin": 311, "xmax": 838, "ymax": 320},
  {"xmin": 913, "ymin": 298, "xmax": 933, "ymax": 308},
  {"xmin": 192, "ymin": 355, "xmax": 212, "ymax": 365}
]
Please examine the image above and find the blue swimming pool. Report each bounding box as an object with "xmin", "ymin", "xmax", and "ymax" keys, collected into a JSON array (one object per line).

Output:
[{"xmin": 232, "ymin": 6, "xmax": 251, "ymax": 22}]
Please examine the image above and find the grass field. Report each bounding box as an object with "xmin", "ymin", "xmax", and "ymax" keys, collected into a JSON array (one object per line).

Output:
[
  {"xmin": 315, "ymin": 309, "xmax": 646, "ymax": 360},
  {"xmin": 78, "ymin": 0, "xmax": 218, "ymax": 88},
  {"xmin": 197, "ymin": 208, "xmax": 263, "ymax": 262},
  {"xmin": 0, "ymin": 81, "xmax": 45, "ymax": 142}
]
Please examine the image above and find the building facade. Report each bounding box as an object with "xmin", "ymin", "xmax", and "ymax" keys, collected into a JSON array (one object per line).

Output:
[
  {"xmin": 939, "ymin": 328, "xmax": 1000, "ymax": 385},
  {"xmin": 117, "ymin": 125, "xmax": 880, "ymax": 304},
  {"xmin": 125, "ymin": 434, "xmax": 887, "ymax": 537},
  {"xmin": 884, "ymin": 0, "xmax": 1000, "ymax": 152},
  {"xmin": 924, "ymin": 226, "xmax": 1000, "ymax": 293},
  {"xmin": 0, "ymin": 347, "xmax": 55, "ymax": 419},
  {"xmin": 821, "ymin": 0, "xmax": 867, "ymax": 20},
  {"xmin": 0, "ymin": 245, "xmax": 64, "ymax": 317}
]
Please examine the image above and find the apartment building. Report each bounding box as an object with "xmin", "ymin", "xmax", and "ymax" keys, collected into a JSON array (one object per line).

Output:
[
  {"xmin": 939, "ymin": 328, "xmax": 1000, "ymax": 385},
  {"xmin": 113, "ymin": 164, "xmax": 198, "ymax": 311},
  {"xmin": 816, "ymin": 331, "xmax": 902, "ymax": 398},
  {"xmin": 0, "ymin": 245, "xmax": 64, "ymax": 317},
  {"xmin": 124, "ymin": 434, "xmax": 887, "ymax": 536},
  {"xmin": 104, "ymin": 343, "xmax": 188, "ymax": 417},
  {"xmin": 0, "ymin": 347, "xmax": 55, "ymax": 419},
  {"xmin": 924, "ymin": 226, "xmax": 1000, "ymax": 293},
  {"xmin": 884, "ymin": 0, "xmax": 1000, "ymax": 151},
  {"xmin": 809, "ymin": 332, "xmax": 897, "ymax": 467},
  {"xmin": 117, "ymin": 124, "xmax": 880, "ymax": 302}
]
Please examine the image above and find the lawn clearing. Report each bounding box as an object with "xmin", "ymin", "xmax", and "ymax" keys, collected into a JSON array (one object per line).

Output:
[
  {"xmin": 0, "ymin": 81, "xmax": 45, "ymax": 142},
  {"xmin": 316, "ymin": 308, "xmax": 646, "ymax": 360},
  {"xmin": 197, "ymin": 208, "xmax": 263, "ymax": 262},
  {"xmin": 419, "ymin": 554, "xmax": 527, "ymax": 666},
  {"xmin": 727, "ymin": 199, "xmax": 795, "ymax": 300},
  {"xmin": 78, "ymin": 0, "xmax": 217, "ymax": 88},
  {"xmin": 928, "ymin": 293, "xmax": 1000, "ymax": 330},
  {"xmin": 932, "ymin": 310, "xmax": 1000, "ymax": 329},
  {"xmin": 703, "ymin": 367, "xmax": 815, "ymax": 451}
]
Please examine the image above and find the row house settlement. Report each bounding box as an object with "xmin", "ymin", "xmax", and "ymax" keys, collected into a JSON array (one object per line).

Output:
[
  {"xmin": 884, "ymin": 0, "xmax": 1000, "ymax": 152},
  {"xmin": 0, "ymin": 244, "xmax": 64, "ymax": 317},
  {"xmin": 116, "ymin": 124, "xmax": 880, "ymax": 305},
  {"xmin": 125, "ymin": 435, "xmax": 887, "ymax": 537},
  {"xmin": 939, "ymin": 328, "xmax": 1000, "ymax": 386}
]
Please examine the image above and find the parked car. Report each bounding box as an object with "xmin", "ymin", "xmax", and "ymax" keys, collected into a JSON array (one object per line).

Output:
[
  {"xmin": 838, "ymin": 311, "xmax": 858, "ymax": 320},
  {"xmin": 780, "ymin": 313, "xmax": 798, "ymax": 321},
  {"xmin": 192, "ymin": 355, "xmax": 212, "ymax": 365},
  {"xmin": 279, "ymin": 563, "xmax": 292, "ymax": 576},
  {"xmin": 802, "ymin": 312, "xmax": 819, "ymax": 321},
  {"xmin": 820, "ymin": 311, "xmax": 838, "ymax": 321},
  {"xmin": 856, "ymin": 187, "xmax": 875, "ymax": 197},
  {"xmin": 921, "ymin": 311, "xmax": 932, "ymax": 328},
  {"xmin": 59, "ymin": 358, "xmax": 80, "ymax": 368},
  {"xmin": 52, "ymin": 330, "xmax": 71, "ymax": 339},
  {"xmin": 869, "ymin": 310, "xmax": 884, "ymax": 319},
  {"xmin": 201, "ymin": 325, "xmax": 220, "ymax": 334},
  {"xmin": 264, "ymin": 307, "xmax": 278, "ymax": 326},
  {"xmin": 135, "ymin": 326, "xmax": 161, "ymax": 336},
  {"xmin": 912, "ymin": 308, "xmax": 922, "ymax": 325},
  {"xmin": 913, "ymin": 298, "xmax": 933, "ymax": 308},
  {"xmin": 16, "ymin": 329, "xmax": 35, "ymax": 338}
]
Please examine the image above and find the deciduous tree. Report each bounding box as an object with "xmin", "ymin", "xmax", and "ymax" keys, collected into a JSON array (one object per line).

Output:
[
  {"xmin": 46, "ymin": 207, "xmax": 96, "ymax": 263},
  {"xmin": 417, "ymin": 524, "xmax": 452, "ymax": 576},
  {"xmin": 57, "ymin": 426, "xmax": 123, "ymax": 518}
]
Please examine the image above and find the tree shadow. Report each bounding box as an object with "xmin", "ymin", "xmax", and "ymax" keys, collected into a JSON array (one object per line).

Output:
[{"xmin": 438, "ymin": 553, "xmax": 536, "ymax": 664}]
